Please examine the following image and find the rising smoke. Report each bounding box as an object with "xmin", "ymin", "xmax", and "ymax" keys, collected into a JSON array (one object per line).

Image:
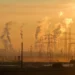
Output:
[
  {"xmin": 53, "ymin": 11, "xmax": 73, "ymax": 37},
  {"xmin": 59, "ymin": 11, "xmax": 64, "ymax": 17},
  {"xmin": 35, "ymin": 12, "xmax": 73, "ymax": 40},
  {"xmin": 20, "ymin": 24, "xmax": 24, "ymax": 41},
  {"xmin": 0, "ymin": 21, "xmax": 13, "ymax": 51},
  {"xmin": 35, "ymin": 16, "xmax": 51, "ymax": 40},
  {"xmin": 63, "ymin": 18, "xmax": 73, "ymax": 28}
]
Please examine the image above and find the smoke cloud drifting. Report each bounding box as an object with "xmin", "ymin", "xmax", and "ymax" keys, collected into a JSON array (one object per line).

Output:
[{"xmin": 35, "ymin": 16, "xmax": 51, "ymax": 40}]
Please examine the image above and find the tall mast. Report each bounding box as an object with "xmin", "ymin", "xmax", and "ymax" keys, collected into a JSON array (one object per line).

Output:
[{"xmin": 20, "ymin": 24, "xmax": 24, "ymax": 68}]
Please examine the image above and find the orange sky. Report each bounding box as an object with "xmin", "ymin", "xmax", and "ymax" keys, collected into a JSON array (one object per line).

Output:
[{"xmin": 0, "ymin": 1, "xmax": 75, "ymax": 52}]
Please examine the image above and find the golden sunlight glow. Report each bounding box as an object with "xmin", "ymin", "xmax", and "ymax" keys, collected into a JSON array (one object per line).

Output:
[
  {"xmin": 59, "ymin": 11, "xmax": 64, "ymax": 17},
  {"xmin": 64, "ymin": 18, "xmax": 73, "ymax": 28}
]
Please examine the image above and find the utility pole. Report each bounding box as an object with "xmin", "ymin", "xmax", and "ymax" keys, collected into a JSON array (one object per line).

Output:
[
  {"xmin": 53, "ymin": 33, "xmax": 57, "ymax": 61},
  {"xmin": 44, "ymin": 34, "xmax": 50, "ymax": 58},
  {"xmin": 64, "ymin": 32, "xmax": 68, "ymax": 60},
  {"xmin": 47, "ymin": 33, "xmax": 51, "ymax": 61},
  {"xmin": 30, "ymin": 45, "xmax": 33, "ymax": 57},
  {"xmin": 44, "ymin": 33, "xmax": 54, "ymax": 62},
  {"xmin": 39, "ymin": 38, "xmax": 43, "ymax": 58},
  {"xmin": 68, "ymin": 27, "xmax": 71, "ymax": 60}
]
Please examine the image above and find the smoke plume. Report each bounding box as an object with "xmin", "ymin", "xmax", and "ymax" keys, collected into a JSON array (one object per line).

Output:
[
  {"xmin": 20, "ymin": 24, "xmax": 24, "ymax": 41},
  {"xmin": 63, "ymin": 18, "xmax": 73, "ymax": 28},
  {"xmin": 0, "ymin": 21, "xmax": 13, "ymax": 51},
  {"xmin": 53, "ymin": 12, "xmax": 73, "ymax": 37},
  {"xmin": 59, "ymin": 11, "xmax": 64, "ymax": 17},
  {"xmin": 35, "ymin": 16, "xmax": 51, "ymax": 40}
]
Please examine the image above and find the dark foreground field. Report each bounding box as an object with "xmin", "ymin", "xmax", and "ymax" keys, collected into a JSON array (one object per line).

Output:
[
  {"xmin": 0, "ymin": 66, "xmax": 75, "ymax": 75},
  {"xmin": 0, "ymin": 62, "xmax": 75, "ymax": 75}
]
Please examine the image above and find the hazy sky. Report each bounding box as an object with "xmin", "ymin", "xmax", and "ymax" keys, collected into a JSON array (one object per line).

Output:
[
  {"xmin": 0, "ymin": 0, "xmax": 75, "ymax": 52},
  {"xmin": 0, "ymin": 0, "xmax": 75, "ymax": 4}
]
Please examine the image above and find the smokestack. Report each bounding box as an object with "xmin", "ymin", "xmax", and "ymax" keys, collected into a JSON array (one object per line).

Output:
[{"xmin": 20, "ymin": 24, "xmax": 24, "ymax": 68}]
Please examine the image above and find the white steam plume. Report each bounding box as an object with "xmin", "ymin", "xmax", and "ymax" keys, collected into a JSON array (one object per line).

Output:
[
  {"xmin": 63, "ymin": 18, "xmax": 73, "ymax": 28},
  {"xmin": 53, "ymin": 11, "xmax": 73, "ymax": 37},
  {"xmin": 59, "ymin": 11, "xmax": 64, "ymax": 17}
]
